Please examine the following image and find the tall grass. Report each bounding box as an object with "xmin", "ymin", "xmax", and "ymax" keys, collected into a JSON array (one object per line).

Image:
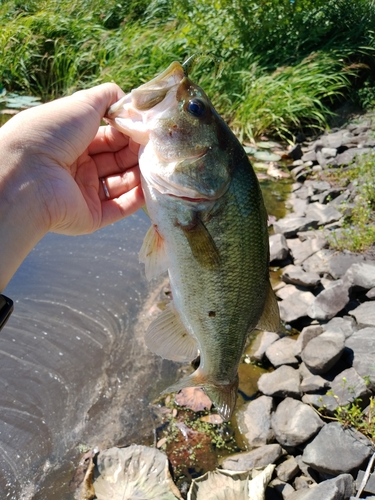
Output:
[{"xmin": 0, "ymin": 0, "xmax": 375, "ymax": 139}]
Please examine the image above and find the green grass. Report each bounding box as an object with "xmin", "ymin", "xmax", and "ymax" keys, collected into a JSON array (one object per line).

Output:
[
  {"xmin": 0, "ymin": 0, "xmax": 375, "ymax": 139},
  {"xmin": 327, "ymin": 152, "xmax": 375, "ymax": 253}
]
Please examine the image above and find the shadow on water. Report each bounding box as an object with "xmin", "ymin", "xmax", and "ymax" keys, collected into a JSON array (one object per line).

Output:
[{"xmin": 1, "ymin": 211, "xmax": 180, "ymax": 499}]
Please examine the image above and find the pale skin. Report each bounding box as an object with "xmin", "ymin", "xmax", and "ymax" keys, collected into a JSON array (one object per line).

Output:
[{"xmin": 0, "ymin": 83, "xmax": 145, "ymax": 292}]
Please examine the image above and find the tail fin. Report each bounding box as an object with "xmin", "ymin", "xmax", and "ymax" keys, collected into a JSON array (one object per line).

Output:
[{"xmin": 162, "ymin": 369, "xmax": 238, "ymax": 422}]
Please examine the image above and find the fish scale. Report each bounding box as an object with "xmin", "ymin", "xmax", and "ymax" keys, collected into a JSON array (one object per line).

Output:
[{"xmin": 105, "ymin": 61, "xmax": 280, "ymax": 420}]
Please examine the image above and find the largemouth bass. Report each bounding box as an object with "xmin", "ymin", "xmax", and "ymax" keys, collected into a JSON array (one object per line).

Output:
[{"xmin": 105, "ymin": 62, "xmax": 280, "ymax": 421}]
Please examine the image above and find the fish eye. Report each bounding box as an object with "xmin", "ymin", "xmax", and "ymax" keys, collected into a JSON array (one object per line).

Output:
[{"xmin": 186, "ymin": 99, "xmax": 206, "ymax": 118}]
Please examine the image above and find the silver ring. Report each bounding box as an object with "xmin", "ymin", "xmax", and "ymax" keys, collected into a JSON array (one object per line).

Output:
[{"xmin": 100, "ymin": 177, "xmax": 110, "ymax": 199}]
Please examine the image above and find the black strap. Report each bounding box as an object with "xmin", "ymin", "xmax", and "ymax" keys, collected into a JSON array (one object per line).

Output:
[{"xmin": 0, "ymin": 294, "xmax": 13, "ymax": 331}]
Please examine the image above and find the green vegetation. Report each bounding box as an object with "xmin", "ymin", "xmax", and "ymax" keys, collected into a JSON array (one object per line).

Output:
[
  {"xmin": 1, "ymin": 0, "xmax": 375, "ymax": 140},
  {"xmin": 327, "ymin": 151, "xmax": 375, "ymax": 253}
]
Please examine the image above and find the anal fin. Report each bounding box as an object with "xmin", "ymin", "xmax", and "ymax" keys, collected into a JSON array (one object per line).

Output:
[
  {"xmin": 256, "ymin": 281, "xmax": 280, "ymax": 332},
  {"xmin": 145, "ymin": 301, "xmax": 198, "ymax": 362},
  {"xmin": 139, "ymin": 224, "xmax": 168, "ymax": 280}
]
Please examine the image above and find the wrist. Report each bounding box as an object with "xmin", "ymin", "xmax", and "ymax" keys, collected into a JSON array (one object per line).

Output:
[{"xmin": 0, "ymin": 127, "xmax": 50, "ymax": 291}]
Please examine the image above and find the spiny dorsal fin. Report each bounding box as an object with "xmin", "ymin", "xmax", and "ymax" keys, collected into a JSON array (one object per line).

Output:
[
  {"xmin": 145, "ymin": 301, "xmax": 198, "ymax": 362},
  {"xmin": 139, "ymin": 224, "xmax": 168, "ymax": 280},
  {"xmin": 256, "ymin": 281, "xmax": 280, "ymax": 332}
]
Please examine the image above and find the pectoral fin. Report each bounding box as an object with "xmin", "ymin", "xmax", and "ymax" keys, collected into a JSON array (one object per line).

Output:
[
  {"xmin": 139, "ymin": 224, "xmax": 168, "ymax": 280},
  {"xmin": 256, "ymin": 281, "xmax": 281, "ymax": 332},
  {"xmin": 180, "ymin": 215, "xmax": 221, "ymax": 269},
  {"xmin": 145, "ymin": 302, "xmax": 199, "ymax": 362}
]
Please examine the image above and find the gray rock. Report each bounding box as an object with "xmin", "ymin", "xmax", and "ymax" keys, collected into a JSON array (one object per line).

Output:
[
  {"xmin": 307, "ymin": 279, "xmax": 351, "ymax": 321},
  {"xmin": 302, "ymin": 422, "xmax": 373, "ymax": 475},
  {"xmin": 356, "ymin": 470, "xmax": 375, "ymax": 495},
  {"xmin": 302, "ymin": 249, "xmax": 335, "ymax": 275},
  {"xmin": 265, "ymin": 337, "xmax": 299, "ymax": 367},
  {"xmin": 349, "ymin": 302, "xmax": 375, "ymax": 328},
  {"xmin": 258, "ymin": 365, "xmax": 301, "ymax": 398},
  {"xmin": 301, "ymin": 150, "xmax": 317, "ymax": 163},
  {"xmin": 321, "ymin": 147, "xmax": 337, "ymax": 159},
  {"xmin": 221, "ymin": 443, "xmax": 285, "ymax": 471},
  {"xmin": 295, "ymin": 325, "xmax": 323, "ymax": 354},
  {"xmin": 271, "ymin": 398, "xmax": 324, "ymax": 447},
  {"xmin": 325, "ymin": 252, "xmax": 366, "ymax": 279},
  {"xmin": 270, "ymin": 478, "xmax": 296, "ymax": 499},
  {"xmin": 249, "ymin": 330, "xmax": 280, "ymax": 361},
  {"xmin": 287, "ymin": 237, "xmax": 327, "ymax": 266},
  {"xmin": 270, "ymin": 233, "xmax": 290, "ymax": 262},
  {"xmin": 287, "ymin": 196, "xmax": 309, "ymax": 215},
  {"xmin": 345, "ymin": 262, "xmax": 375, "ymax": 290},
  {"xmin": 276, "ymin": 284, "xmax": 301, "ymax": 300},
  {"xmin": 276, "ymin": 456, "xmax": 300, "ymax": 482},
  {"xmin": 294, "ymin": 185, "xmax": 314, "ymax": 200},
  {"xmin": 302, "ymin": 393, "xmax": 334, "ymax": 412},
  {"xmin": 329, "ymin": 189, "xmax": 351, "ymax": 207},
  {"xmin": 282, "ymin": 264, "xmax": 321, "ymax": 287},
  {"xmin": 322, "ymin": 317, "xmax": 356, "ymax": 339},
  {"xmin": 331, "ymin": 367, "xmax": 371, "ymax": 406},
  {"xmin": 345, "ymin": 327, "xmax": 375, "ymax": 389},
  {"xmin": 274, "ymin": 216, "xmax": 319, "ymax": 238},
  {"xmin": 279, "ymin": 291, "xmax": 316, "ymax": 323},
  {"xmin": 301, "ymin": 331, "xmax": 345, "ymax": 374},
  {"xmin": 236, "ymin": 395, "xmax": 274, "ymax": 448},
  {"xmin": 322, "ymin": 131, "xmax": 347, "ymax": 148},
  {"xmin": 333, "ymin": 147, "xmax": 371, "ymax": 166},
  {"xmin": 300, "ymin": 374, "xmax": 330, "ymax": 393},
  {"xmin": 305, "ymin": 202, "xmax": 343, "ymax": 226},
  {"xmin": 287, "ymin": 474, "xmax": 354, "ymax": 500},
  {"xmin": 293, "ymin": 476, "xmax": 311, "ymax": 491},
  {"xmin": 310, "ymin": 181, "xmax": 332, "ymax": 192},
  {"xmin": 367, "ymin": 287, "xmax": 375, "ymax": 299}
]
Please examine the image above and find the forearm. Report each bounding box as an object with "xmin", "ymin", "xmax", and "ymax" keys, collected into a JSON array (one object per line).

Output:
[{"xmin": 0, "ymin": 134, "xmax": 48, "ymax": 291}]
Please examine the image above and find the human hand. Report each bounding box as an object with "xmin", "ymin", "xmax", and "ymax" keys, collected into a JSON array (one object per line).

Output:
[
  {"xmin": 1, "ymin": 83, "xmax": 144, "ymax": 236},
  {"xmin": 0, "ymin": 83, "xmax": 144, "ymax": 290}
]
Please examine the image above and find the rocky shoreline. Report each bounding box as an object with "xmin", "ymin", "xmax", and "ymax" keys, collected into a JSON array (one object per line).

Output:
[{"xmin": 226, "ymin": 114, "xmax": 375, "ymax": 499}]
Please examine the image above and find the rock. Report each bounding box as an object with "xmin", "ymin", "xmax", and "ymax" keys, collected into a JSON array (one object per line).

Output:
[
  {"xmin": 258, "ymin": 365, "xmax": 301, "ymax": 398},
  {"xmin": 270, "ymin": 478, "xmax": 296, "ymax": 498},
  {"xmin": 301, "ymin": 331, "xmax": 345, "ymax": 374},
  {"xmin": 333, "ymin": 147, "xmax": 371, "ymax": 166},
  {"xmin": 304, "ymin": 202, "xmax": 342, "ymax": 226},
  {"xmin": 287, "ymin": 238, "xmax": 327, "ymax": 266},
  {"xmin": 301, "ymin": 150, "xmax": 317, "ymax": 163},
  {"xmin": 236, "ymin": 396, "xmax": 274, "ymax": 448},
  {"xmin": 294, "ymin": 325, "xmax": 323, "ymax": 354},
  {"xmin": 349, "ymin": 302, "xmax": 375, "ymax": 328},
  {"xmin": 249, "ymin": 331, "xmax": 280, "ymax": 361},
  {"xmin": 287, "ymin": 474, "xmax": 354, "ymax": 500},
  {"xmin": 276, "ymin": 284, "xmax": 301, "ymax": 300},
  {"xmin": 271, "ymin": 398, "xmax": 324, "ymax": 447},
  {"xmin": 356, "ymin": 470, "xmax": 375, "ymax": 495},
  {"xmin": 326, "ymin": 252, "xmax": 367, "ymax": 279},
  {"xmin": 345, "ymin": 262, "xmax": 375, "ymax": 290},
  {"xmin": 367, "ymin": 287, "xmax": 375, "ymax": 299},
  {"xmin": 270, "ymin": 233, "xmax": 290, "ymax": 262},
  {"xmin": 322, "ymin": 317, "xmax": 356, "ymax": 339},
  {"xmin": 321, "ymin": 147, "xmax": 337, "ymax": 159},
  {"xmin": 302, "ymin": 422, "xmax": 373, "ymax": 475},
  {"xmin": 345, "ymin": 327, "xmax": 375, "ymax": 389},
  {"xmin": 300, "ymin": 374, "xmax": 330, "ymax": 393},
  {"xmin": 316, "ymin": 367, "xmax": 371, "ymax": 413},
  {"xmin": 302, "ymin": 249, "xmax": 335, "ymax": 275},
  {"xmin": 279, "ymin": 291, "xmax": 315, "ymax": 323},
  {"xmin": 221, "ymin": 444, "xmax": 285, "ymax": 471},
  {"xmin": 273, "ymin": 216, "xmax": 319, "ymax": 238},
  {"xmin": 282, "ymin": 264, "xmax": 321, "ymax": 287},
  {"xmin": 287, "ymin": 196, "xmax": 309, "ymax": 216},
  {"xmin": 276, "ymin": 457, "xmax": 300, "ymax": 483},
  {"xmin": 307, "ymin": 279, "xmax": 350, "ymax": 320},
  {"xmin": 265, "ymin": 337, "xmax": 299, "ymax": 367}
]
